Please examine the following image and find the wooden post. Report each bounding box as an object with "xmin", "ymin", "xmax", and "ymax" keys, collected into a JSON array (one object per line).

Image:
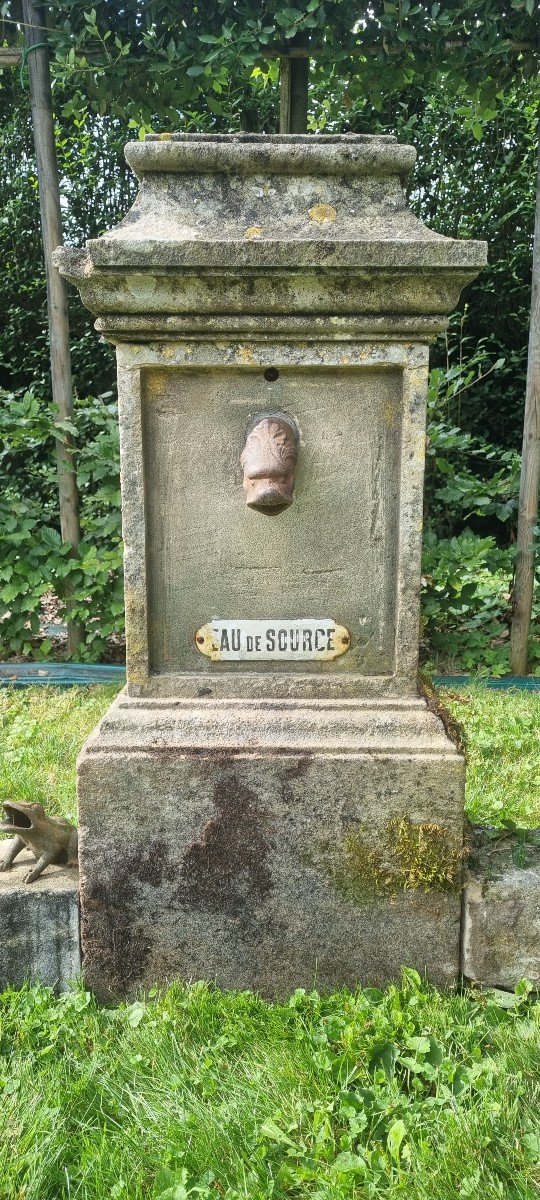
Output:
[
  {"xmin": 279, "ymin": 53, "xmax": 309, "ymax": 134},
  {"xmin": 510, "ymin": 132, "xmax": 540, "ymax": 676},
  {"xmin": 22, "ymin": 0, "xmax": 84, "ymax": 654}
]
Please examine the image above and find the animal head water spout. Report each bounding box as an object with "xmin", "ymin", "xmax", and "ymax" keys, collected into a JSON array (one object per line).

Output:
[{"xmin": 240, "ymin": 412, "xmax": 299, "ymax": 516}]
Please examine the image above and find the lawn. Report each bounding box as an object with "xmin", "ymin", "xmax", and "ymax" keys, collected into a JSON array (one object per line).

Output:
[
  {"xmin": 2, "ymin": 973, "xmax": 540, "ymax": 1199},
  {"xmin": 1, "ymin": 684, "xmax": 540, "ymax": 1200}
]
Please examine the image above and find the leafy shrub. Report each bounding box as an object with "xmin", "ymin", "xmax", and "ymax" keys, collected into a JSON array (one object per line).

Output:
[
  {"xmin": 422, "ymin": 531, "xmax": 512, "ymax": 675},
  {"xmin": 424, "ymin": 343, "xmax": 520, "ymax": 538},
  {"xmin": 0, "ymin": 388, "xmax": 124, "ymax": 661},
  {"xmin": 419, "ymin": 351, "xmax": 540, "ymax": 676}
]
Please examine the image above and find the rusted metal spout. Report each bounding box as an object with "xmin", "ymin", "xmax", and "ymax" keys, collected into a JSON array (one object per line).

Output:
[{"xmin": 240, "ymin": 412, "xmax": 299, "ymax": 515}]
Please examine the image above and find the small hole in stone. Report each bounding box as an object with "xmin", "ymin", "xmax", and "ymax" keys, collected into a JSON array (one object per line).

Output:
[{"xmin": 264, "ymin": 368, "xmax": 279, "ymax": 382}]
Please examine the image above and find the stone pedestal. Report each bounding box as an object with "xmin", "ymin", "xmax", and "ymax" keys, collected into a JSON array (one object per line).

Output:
[{"xmin": 56, "ymin": 133, "xmax": 486, "ymax": 1000}]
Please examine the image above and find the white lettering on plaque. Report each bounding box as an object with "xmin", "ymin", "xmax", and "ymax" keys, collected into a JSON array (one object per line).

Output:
[{"xmin": 195, "ymin": 619, "xmax": 350, "ymax": 662}]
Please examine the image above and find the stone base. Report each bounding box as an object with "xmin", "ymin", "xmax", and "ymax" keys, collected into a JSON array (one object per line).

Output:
[
  {"xmin": 77, "ymin": 690, "xmax": 465, "ymax": 1001},
  {"xmin": 0, "ymin": 845, "xmax": 80, "ymax": 992},
  {"xmin": 462, "ymin": 828, "xmax": 540, "ymax": 989}
]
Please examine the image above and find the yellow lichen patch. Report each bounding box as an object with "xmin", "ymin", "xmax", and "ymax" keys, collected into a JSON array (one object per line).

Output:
[
  {"xmin": 159, "ymin": 132, "xmax": 172, "ymax": 140},
  {"xmin": 245, "ymin": 226, "xmax": 263, "ymax": 239},
  {"xmin": 236, "ymin": 345, "xmax": 255, "ymax": 364},
  {"xmin": 145, "ymin": 371, "xmax": 168, "ymax": 399},
  {"xmin": 382, "ymin": 401, "xmax": 397, "ymax": 428},
  {"xmin": 308, "ymin": 203, "xmax": 337, "ymax": 224}
]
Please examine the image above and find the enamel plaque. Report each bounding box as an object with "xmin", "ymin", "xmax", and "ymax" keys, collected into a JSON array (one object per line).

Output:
[{"xmin": 195, "ymin": 619, "xmax": 351, "ymax": 662}]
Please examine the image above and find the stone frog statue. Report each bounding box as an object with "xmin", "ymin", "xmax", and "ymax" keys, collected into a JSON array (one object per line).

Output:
[{"xmin": 0, "ymin": 800, "xmax": 78, "ymax": 884}]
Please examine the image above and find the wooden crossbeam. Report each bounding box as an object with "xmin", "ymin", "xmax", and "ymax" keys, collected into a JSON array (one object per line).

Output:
[{"xmin": 0, "ymin": 46, "xmax": 22, "ymax": 65}]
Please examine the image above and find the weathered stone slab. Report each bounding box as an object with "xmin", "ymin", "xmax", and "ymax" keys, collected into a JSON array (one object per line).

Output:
[
  {"xmin": 462, "ymin": 829, "xmax": 540, "ymax": 989},
  {"xmin": 0, "ymin": 843, "xmax": 80, "ymax": 992},
  {"xmin": 77, "ymin": 691, "xmax": 464, "ymax": 1001}
]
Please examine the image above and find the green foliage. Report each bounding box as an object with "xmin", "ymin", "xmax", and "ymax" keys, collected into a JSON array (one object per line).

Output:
[
  {"xmin": 0, "ymin": 6, "xmax": 537, "ymax": 666},
  {"xmin": 0, "ymin": 389, "xmax": 124, "ymax": 661},
  {"xmin": 1, "ymin": 972, "xmax": 540, "ymax": 1198},
  {"xmin": 3, "ymin": 0, "xmax": 535, "ymax": 130},
  {"xmin": 420, "ymin": 350, "xmax": 540, "ymax": 675},
  {"xmin": 0, "ymin": 86, "xmax": 123, "ymax": 403},
  {"xmin": 421, "ymin": 531, "xmax": 519, "ymax": 675},
  {"xmin": 425, "ymin": 345, "xmax": 520, "ymax": 533}
]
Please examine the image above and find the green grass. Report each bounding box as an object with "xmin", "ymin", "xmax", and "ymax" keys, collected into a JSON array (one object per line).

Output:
[
  {"xmin": 1, "ymin": 684, "xmax": 540, "ymax": 1199},
  {"xmin": 0, "ymin": 686, "xmax": 119, "ymax": 825},
  {"xmin": 1, "ymin": 974, "xmax": 540, "ymax": 1200},
  {"xmin": 443, "ymin": 687, "xmax": 540, "ymax": 828}
]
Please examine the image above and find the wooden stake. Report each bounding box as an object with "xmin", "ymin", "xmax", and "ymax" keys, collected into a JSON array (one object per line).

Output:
[
  {"xmin": 22, "ymin": 0, "xmax": 84, "ymax": 654},
  {"xmin": 279, "ymin": 54, "xmax": 309, "ymax": 133},
  {"xmin": 510, "ymin": 130, "xmax": 540, "ymax": 675}
]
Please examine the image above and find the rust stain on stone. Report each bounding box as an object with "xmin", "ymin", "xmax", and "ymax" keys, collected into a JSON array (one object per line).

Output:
[{"xmin": 177, "ymin": 774, "xmax": 272, "ymax": 916}]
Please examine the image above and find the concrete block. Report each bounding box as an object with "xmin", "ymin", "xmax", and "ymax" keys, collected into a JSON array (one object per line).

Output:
[{"xmin": 0, "ymin": 842, "xmax": 80, "ymax": 992}]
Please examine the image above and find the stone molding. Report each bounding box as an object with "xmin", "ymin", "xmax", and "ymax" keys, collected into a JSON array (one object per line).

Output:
[
  {"xmin": 79, "ymin": 691, "xmax": 462, "ymax": 759},
  {"xmin": 53, "ymin": 132, "xmax": 486, "ymax": 335}
]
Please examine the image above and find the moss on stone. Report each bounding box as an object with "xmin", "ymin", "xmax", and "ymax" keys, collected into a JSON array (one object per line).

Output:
[
  {"xmin": 332, "ymin": 833, "xmax": 394, "ymax": 904},
  {"xmin": 388, "ymin": 817, "xmax": 463, "ymax": 891},
  {"xmin": 307, "ymin": 817, "xmax": 463, "ymax": 906},
  {"xmin": 419, "ymin": 673, "xmax": 466, "ymax": 756}
]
